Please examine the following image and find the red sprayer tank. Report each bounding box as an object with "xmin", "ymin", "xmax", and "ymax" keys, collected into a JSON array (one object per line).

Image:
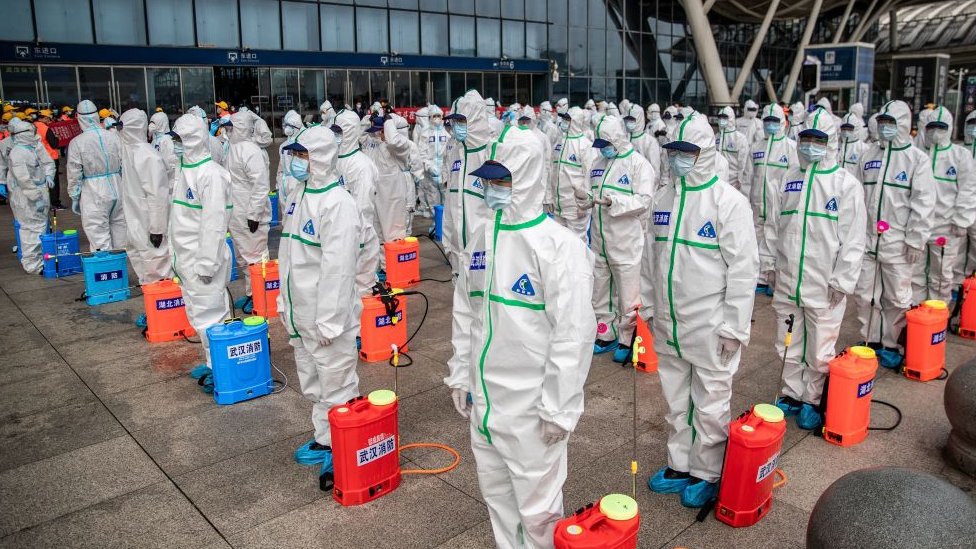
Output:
[
  {"xmin": 823, "ymin": 346, "xmax": 878, "ymax": 447},
  {"xmin": 904, "ymin": 300, "xmax": 948, "ymax": 382},
  {"xmin": 958, "ymin": 276, "xmax": 976, "ymax": 339},
  {"xmin": 715, "ymin": 403, "xmax": 786, "ymax": 527},
  {"xmin": 384, "ymin": 237, "xmax": 420, "ymax": 288},
  {"xmin": 553, "ymin": 494, "xmax": 640, "ymax": 549},
  {"xmin": 328, "ymin": 389, "xmax": 402, "ymax": 506}
]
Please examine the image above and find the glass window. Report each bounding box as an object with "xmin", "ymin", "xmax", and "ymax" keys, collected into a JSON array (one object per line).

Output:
[
  {"xmin": 548, "ymin": 25, "xmax": 567, "ymax": 69},
  {"xmin": 482, "ymin": 74, "xmax": 499, "ymax": 104},
  {"xmin": 390, "ymin": 0, "xmax": 418, "ymax": 7},
  {"xmin": 420, "ymin": 13, "xmax": 448, "ymax": 56},
  {"xmin": 588, "ymin": 29, "xmax": 605, "ymax": 75},
  {"xmin": 607, "ymin": 29, "xmax": 622, "ymax": 78},
  {"xmin": 326, "ymin": 69, "xmax": 346, "ymax": 105},
  {"xmin": 77, "ymin": 67, "xmax": 113, "ymax": 109},
  {"xmin": 449, "ymin": 16, "xmax": 475, "ymax": 57},
  {"xmin": 421, "ymin": 0, "xmax": 447, "ymax": 10},
  {"xmin": 196, "ymin": 0, "xmax": 239, "ymax": 48},
  {"xmin": 390, "ymin": 10, "xmax": 419, "ymax": 55},
  {"xmin": 588, "ymin": 0, "xmax": 605, "ymax": 28},
  {"xmin": 181, "ymin": 67, "xmax": 215, "ymax": 112},
  {"xmin": 466, "ymin": 73, "xmax": 482, "ymax": 93},
  {"xmin": 500, "ymin": 0, "xmax": 522, "ymax": 18},
  {"xmin": 93, "ymin": 0, "xmax": 146, "ymax": 45},
  {"xmin": 300, "ymin": 69, "xmax": 325, "ymax": 119},
  {"xmin": 410, "ymin": 71, "xmax": 428, "ymax": 105},
  {"xmin": 548, "ymin": 0, "xmax": 566, "ymax": 25},
  {"xmin": 322, "ymin": 5, "xmax": 355, "ymax": 52},
  {"xmin": 147, "ymin": 68, "xmax": 182, "ymax": 114},
  {"xmin": 349, "ymin": 70, "xmax": 370, "ymax": 107},
  {"xmin": 357, "ymin": 0, "xmax": 387, "ymax": 6},
  {"xmin": 357, "ymin": 8, "xmax": 389, "ymax": 53},
  {"xmin": 371, "ymin": 71, "xmax": 391, "ymax": 101},
  {"xmin": 499, "ymin": 74, "xmax": 515, "ymax": 104},
  {"xmin": 526, "ymin": 1, "xmax": 546, "ymax": 22},
  {"xmin": 568, "ymin": 0, "xmax": 586, "ymax": 22},
  {"xmin": 476, "ymin": 18, "xmax": 500, "ymax": 58},
  {"xmin": 532, "ymin": 73, "xmax": 548, "ymax": 104},
  {"xmin": 148, "ymin": 0, "xmax": 194, "ymax": 46},
  {"xmin": 6, "ymin": 0, "xmax": 34, "ymax": 41},
  {"xmin": 569, "ymin": 27, "xmax": 586, "ymax": 74},
  {"xmin": 391, "ymin": 71, "xmax": 410, "ymax": 108},
  {"xmin": 476, "ymin": 0, "xmax": 499, "ymax": 17},
  {"xmin": 449, "ymin": 0, "xmax": 475, "ymax": 14},
  {"xmin": 431, "ymin": 72, "xmax": 449, "ymax": 105},
  {"xmin": 241, "ymin": 0, "xmax": 281, "ymax": 50},
  {"xmin": 34, "ymin": 0, "xmax": 93, "ymax": 44},
  {"xmin": 114, "ymin": 67, "xmax": 147, "ymax": 111},
  {"xmin": 449, "ymin": 72, "xmax": 465, "ymax": 100},
  {"xmin": 502, "ymin": 20, "xmax": 524, "ymax": 58},
  {"xmin": 2, "ymin": 66, "xmax": 41, "ymax": 105},
  {"xmin": 40, "ymin": 66, "xmax": 78, "ymax": 108},
  {"xmin": 526, "ymin": 22, "xmax": 546, "ymax": 59},
  {"xmin": 283, "ymin": 2, "xmax": 320, "ymax": 51}
]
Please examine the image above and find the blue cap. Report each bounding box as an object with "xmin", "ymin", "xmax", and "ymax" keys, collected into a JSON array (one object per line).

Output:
[
  {"xmin": 799, "ymin": 128, "xmax": 829, "ymax": 140},
  {"xmin": 329, "ymin": 124, "xmax": 342, "ymax": 134},
  {"xmin": 469, "ymin": 160, "xmax": 512, "ymax": 181},
  {"xmin": 166, "ymin": 131, "xmax": 179, "ymax": 139},
  {"xmin": 557, "ymin": 112, "xmax": 571, "ymax": 120},
  {"xmin": 840, "ymin": 123, "xmax": 855, "ymax": 130},
  {"xmin": 444, "ymin": 113, "xmax": 467, "ymax": 121},
  {"xmin": 592, "ymin": 138, "xmax": 612, "ymax": 148},
  {"xmin": 662, "ymin": 141, "xmax": 701, "ymax": 153},
  {"xmin": 877, "ymin": 113, "xmax": 896, "ymax": 122},
  {"xmin": 282, "ymin": 142, "xmax": 307, "ymax": 152},
  {"xmin": 365, "ymin": 117, "xmax": 384, "ymax": 133},
  {"xmin": 926, "ymin": 120, "xmax": 950, "ymax": 130},
  {"xmin": 762, "ymin": 115, "xmax": 781, "ymax": 122}
]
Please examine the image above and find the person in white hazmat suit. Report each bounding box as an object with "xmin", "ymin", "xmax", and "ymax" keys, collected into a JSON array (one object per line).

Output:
[
  {"xmin": 547, "ymin": 108, "xmax": 594, "ymax": 241},
  {"xmin": 715, "ymin": 106, "xmax": 753, "ymax": 197},
  {"xmin": 319, "ymin": 100, "xmax": 337, "ymax": 126},
  {"xmin": 118, "ymin": 109, "xmax": 173, "ymax": 292},
  {"xmin": 149, "ymin": 111, "xmax": 178, "ymax": 185},
  {"xmin": 412, "ymin": 106, "xmax": 430, "ymax": 145},
  {"xmin": 224, "ymin": 111, "xmax": 272, "ymax": 312},
  {"xmin": 518, "ymin": 106, "xmax": 552, "ymax": 189},
  {"xmin": 849, "ymin": 102, "xmax": 869, "ymax": 141},
  {"xmin": 7, "ymin": 118, "xmax": 55, "ymax": 274},
  {"xmin": 787, "ymin": 102, "xmax": 806, "ymax": 142},
  {"xmin": 417, "ymin": 105, "xmax": 449, "ymax": 217},
  {"xmin": 625, "ymin": 104, "xmax": 661, "ymax": 174},
  {"xmin": 867, "ymin": 112, "xmax": 880, "ymax": 145},
  {"xmin": 443, "ymin": 90, "xmax": 493, "ymax": 276},
  {"xmin": 363, "ymin": 114, "xmax": 414, "ymax": 266},
  {"xmin": 955, "ymin": 112, "xmax": 976, "ymax": 285},
  {"xmin": 816, "ymin": 97, "xmax": 843, "ymax": 130},
  {"xmin": 485, "ymin": 97, "xmax": 505, "ymax": 138},
  {"xmin": 275, "ymin": 110, "xmax": 304, "ymax": 210},
  {"xmin": 538, "ymin": 101, "xmax": 564, "ymax": 148},
  {"xmin": 751, "ymin": 103, "xmax": 798, "ymax": 294},
  {"xmin": 760, "ymin": 108, "xmax": 867, "ymax": 431},
  {"xmin": 853, "ymin": 100, "xmax": 936, "ymax": 369},
  {"xmin": 640, "ymin": 112, "xmax": 758, "ymax": 508},
  {"xmin": 736, "ymin": 99, "xmax": 763, "ymax": 145},
  {"xmin": 168, "ymin": 114, "xmax": 233, "ymax": 374},
  {"xmin": 646, "ymin": 103, "xmax": 662, "ymax": 130},
  {"xmin": 241, "ymin": 107, "xmax": 273, "ymax": 149},
  {"xmin": 278, "ymin": 126, "xmax": 364, "ymax": 489},
  {"xmin": 187, "ymin": 106, "xmax": 228, "ymax": 167},
  {"xmin": 914, "ymin": 105, "xmax": 934, "ymax": 149},
  {"xmin": 555, "ymin": 97, "xmax": 569, "ymax": 115},
  {"xmin": 912, "ymin": 106, "xmax": 976, "ymax": 304},
  {"xmin": 839, "ymin": 113, "xmax": 869, "ymax": 177},
  {"xmin": 445, "ymin": 128, "xmax": 596, "ymax": 549},
  {"xmin": 579, "ymin": 115, "xmax": 654, "ymax": 364},
  {"xmin": 67, "ymin": 100, "xmax": 126, "ymax": 251}
]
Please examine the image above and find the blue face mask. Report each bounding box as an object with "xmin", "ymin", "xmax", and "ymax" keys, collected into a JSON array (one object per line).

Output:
[
  {"xmin": 453, "ymin": 123, "xmax": 468, "ymax": 142},
  {"xmin": 484, "ymin": 182, "xmax": 512, "ymax": 211},
  {"xmin": 601, "ymin": 146, "xmax": 616, "ymax": 159},
  {"xmin": 558, "ymin": 120, "xmax": 569, "ymax": 133},
  {"xmin": 764, "ymin": 121, "xmax": 780, "ymax": 136},
  {"xmin": 966, "ymin": 124, "xmax": 976, "ymax": 138},
  {"xmin": 668, "ymin": 152, "xmax": 697, "ymax": 177},
  {"xmin": 290, "ymin": 156, "xmax": 310, "ymax": 182},
  {"xmin": 879, "ymin": 123, "xmax": 899, "ymax": 141},
  {"xmin": 798, "ymin": 142, "xmax": 828, "ymax": 162},
  {"xmin": 173, "ymin": 141, "xmax": 184, "ymax": 157}
]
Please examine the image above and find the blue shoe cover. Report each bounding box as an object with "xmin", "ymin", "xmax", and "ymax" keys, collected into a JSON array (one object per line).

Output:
[
  {"xmin": 295, "ymin": 439, "xmax": 330, "ymax": 466},
  {"xmin": 319, "ymin": 451, "xmax": 335, "ymax": 491},
  {"xmin": 188, "ymin": 364, "xmax": 214, "ymax": 394},
  {"xmin": 680, "ymin": 479, "xmax": 718, "ymax": 508},
  {"xmin": 797, "ymin": 403, "xmax": 823, "ymax": 431},
  {"xmin": 135, "ymin": 313, "xmax": 148, "ymax": 328},
  {"xmin": 648, "ymin": 466, "xmax": 691, "ymax": 494},
  {"xmin": 593, "ymin": 340, "xmax": 619, "ymax": 355},
  {"xmin": 377, "ymin": 269, "xmax": 387, "ymax": 283},
  {"xmin": 775, "ymin": 396, "xmax": 802, "ymax": 417},
  {"xmin": 877, "ymin": 348, "xmax": 903, "ymax": 370},
  {"xmin": 755, "ymin": 284, "xmax": 769, "ymax": 294},
  {"xmin": 612, "ymin": 345, "xmax": 632, "ymax": 363},
  {"xmin": 234, "ymin": 296, "xmax": 253, "ymax": 314},
  {"xmin": 765, "ymin": 285, "xmax": 775, "ymax": 297},
  {"xmin": 356, "ymin": 336, "xmax": 362, "ymax": 350}
]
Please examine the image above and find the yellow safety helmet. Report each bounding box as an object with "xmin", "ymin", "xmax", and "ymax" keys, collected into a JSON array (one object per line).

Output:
[
  {"xmin": 2, "ymin": 104, "xmax": 13, "ymax": 113},
  {"xmin": 39, "ymin": 109, "xmax": 53, "ymax": 118},
  {"xmin": 23, "ymin": 107, "xmax": 37, "ymax": 115},
  {"xmin": 2, "ymin": 112, "xmax": 12, "ymax": 122},
  {"xmin": 215, "ymin": 100, "xmax": 229, "ymax": 110},
  {"xmin": 155, "ymin": 106, "xmax": 164, "ymax": 112},
  {"xmin": 62, "ymin": 106, "xmax": 73, "ymax": 113},
  {"xmin": 14, "ymin": 112, "xmax": 26, "ymax": 120},
  {"xmin": 98, "ymin": 108, "xmax": 112, "ymax": 119}
]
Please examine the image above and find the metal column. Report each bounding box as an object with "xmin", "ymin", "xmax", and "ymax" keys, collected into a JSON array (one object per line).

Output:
[
  {"xmin": 680, "ymin": 0, "xmax": 733, "ymax": 106},
  {"xmin": 731, "ymin": 0, "xmax": 781, "ymax": 101},
  {"xmin": 782, "ymin": 0, "xmax": 824, "ymax": 102}
]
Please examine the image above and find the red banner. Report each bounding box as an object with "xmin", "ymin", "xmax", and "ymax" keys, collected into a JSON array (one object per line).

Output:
[{"xmin": 47, "ymin": 120, "xmax": 81, "ymax": 148}]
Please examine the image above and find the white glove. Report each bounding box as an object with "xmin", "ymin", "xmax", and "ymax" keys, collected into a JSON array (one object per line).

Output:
[
  {"xmin": 952, "ymin": 225, "xmax": 967, "ymax": 237},
  {"xmin": 764, "ymin": 270, "xmax": 776, "ymax": 289},
  {"xmin": 904, "ymin": 244, "xmax": 924, "ymax": 265},
  {"xmin": 573, "ymin": 187, "xmax": 589, "ymax": 201},
  {"xmin": 718, "ymin": 337, "xmax": 740, "ymax": 365},
  {"xmin": 198, "ymin": 274, "xmax": 213, "ymax": 285},
  {"xmin": 828, "ymin": 287, "xmax": 846, "ymax": 308},
  {"xmin": 543, "ymin": 203, "xmax": 554, "ymax": 215},
  {"xmin": 541, "ymin": 420, "xmax": 569, "ymax": 445},
  {"xmin": 317, "ymin": 334, "xmax": 333, "ymax": 347},
  {"xmin": 594, "ymin": 196, "xmax": 612, "ymax": 206},
  {"xmin": 45, "ymin": 176, "xmax": 55, "ymax": 189},
  {"xmin": 71, "ymin": 198, "xmax": 81, "ymax": 215},
  {"xmin": 450, "ymin": 388, "xmax": 471, "ymax": 419}
]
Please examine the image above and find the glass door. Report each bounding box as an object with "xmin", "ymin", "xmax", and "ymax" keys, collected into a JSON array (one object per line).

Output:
[
  {"xmin": 271, "ymin": 68, "xmax": 299, "ymax": 138},
  {"xmin": 113, "ymin": 67, "xmax": 147, "ymax": 112},
  {"xmin": 1, "ymin": 65, "xmax": 41, "ymax": 108},
  {"xmin": 146, "ymin": 67, "xmax": 182, "ymax": 116},
  {"xmin": 348, "ymin": 70, "xmax": 370, "ymax": 113},
  {"xmin": 39, "ymin": 66, "xmax": 78, "ymax": 110},
  {"xmin": 180, "ymin": 67, "xmax": 215, "ymax": 114},
  {"xmin": 326, "ymin": 69, "xmax": 347, "ymax": 112},
  {"xmin": 370, "ymin": 70, "xmax": 391, "ymax": 107},
  {"xmin": 77, "ymin": 66, "xmax": 113, "ymax": 112},
  {"xmin": 299, "ymin": 69, "xmax": 325, "ymax": 125}
]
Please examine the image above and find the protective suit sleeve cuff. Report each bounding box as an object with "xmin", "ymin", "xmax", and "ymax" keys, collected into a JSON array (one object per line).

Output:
[
  {"xmin": 538, "ymin": 408, "xmax": 577, "ymax": 432},
  {"xmin": 717, "ymin": 325, "xmax": 748, "ymax": 345},
  {"xmin": 193, "ymin": 264, "xmax": 217, "ymax": 279},
  {"xmin": 443, "ymin": 375, "xmax": 469, "ymax": 392}
]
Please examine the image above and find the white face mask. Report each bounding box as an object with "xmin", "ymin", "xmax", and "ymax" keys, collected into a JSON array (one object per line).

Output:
[
  {"xmin": 879, "ymin": 123, "xmax": 899, "ymax": 141},
  {"xmin": 966, "ymin": 124, "xmax": 976, "ymax": 139},
  {"xmin": 284, "ymin": 126, "xmax": 296, "ymax": 137},
  {"xmin": 798, "ymin": 142, "xmax": 828, "ymax": 163},
  {"xmin": 718, "ymin": 119, "xmax": 729, "ymax": 129},
  {"xmin": 668, "ymin": 151, "xmax": 696, "ymax": 177},
  {"xmin": 649, "ymin": 112, "xmax": 660, "ymax": 122}
]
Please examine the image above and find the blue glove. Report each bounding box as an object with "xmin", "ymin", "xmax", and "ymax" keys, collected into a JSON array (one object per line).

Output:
[
  {"xmin": 35, "ymin": 200, "xmax": 46, "ymax": 214},
  {"xmin": 0, "ymin": 184, "xmax": 7, "ymax": 199},
  {"xmin": 209, "ymin": 119, "xmax": 220, "ymax": 136},
  {"xmin": 71, "ymin": 198, "xmax": 81, "ymax": 215},
  {"xmin": 45, "ymin": 176, "xmax": 55, "ymax": 189},
  {"xmin": 69, "ymin": 185, "xmax": 81, "ymax": 200}
]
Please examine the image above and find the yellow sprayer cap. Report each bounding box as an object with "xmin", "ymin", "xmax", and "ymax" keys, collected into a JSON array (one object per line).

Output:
[
  {"xmin": 405, "ymin": 236, "xmax": 418, "ymax": 243},
  {"xmin": 599, "ymin": 494, "xmax": 639, "ymax": 521},
  {"xmin": 850, "ymin": 346, "xmax": 876, "ymax": 359},
  {"xmin": 923, "ymin": 299, "xmax": 947, "ymax": 310},
  {"xmin": 754, "ymin": 403, "xmax": 784, "ymax": 423},
  {"xmin": 367, "ymin": 389, "xmax": 397, "ymax": 406},
  {"xmin": 63, "ymin": 229, "xmax": 77, "ymax": 235},
  {"xmin": 242, "ymin": 316, "xmax": 265, "ymax": 326}
]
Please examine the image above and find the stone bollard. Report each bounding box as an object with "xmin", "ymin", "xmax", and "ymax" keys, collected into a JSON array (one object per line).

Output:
[
  {"xmin": 807, "ymin": 467, "xmax": 976, "ymax": 549},
  {"xmin": 944, "ymin": 358, "xmax": 976, "ymax": 476}
]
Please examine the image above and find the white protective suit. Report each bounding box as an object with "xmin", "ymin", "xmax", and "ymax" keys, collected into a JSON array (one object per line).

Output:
[
  {"xmin": 548, "ymin": 107, "xmax": 594, "ymax": 241},
  {"xmin": 275, "ymin": 110, "xmax": 304, "ymax": 209},
  {"xmin": 443, "ymin": 90, "xmax": 493, "ymax": 274},
  {"xmin": 586, "ymin": 115, "xmax": 655, "ymax": 348},
  {"xmin": 736, "ymin": 99, "xmax": 763, "ymax": 146},
  {"xmin": 331, "ymin": 110, "xmax": 381, "ymax": 295},
  {"xmin": 520, "ymin": 106, "xmax": 552, "ymax": 190},
  {"xmin": 67, "ymin": 100, "xmax": 126, "ymax": 251},
  {"xmin": 646, "ymin": 103, "xmax": 662, "ymax": 131},
  {"xmin": 956, "ymin": 110, "xmax": 976, "ymax": 283},
  {"xmin": 839, "ymin": 112, "xmax": 869, "ymax": 177},
  {"xmin": 187, "ymin": 106, "xmax": 229, "ymax": 167},
  {"xmin": 278, "ymin": 126, "xmax": 364, "ymax": 447},
  {"xmin": 119, "ymin": 109, "xmax": 173, "ymax": 284},
  {"xmin": 168, "ymin": 113, "xmax": 232, "ymax": 367},
  {"xmin": 626, "ymin": 104, "xmax": 661, "ymax": 175},
  {"xmin": 417, "ymin": 105, "xmax": 449, "ymax": 215},
  {"xmin": 914, "ymin": 106, "xmax": 933, "ymax": 149},
  {"xmin": 363, "ymin": 116, "xmax": 414, "ymax": 250},
  {"xmin": 485, "ymin": 97, "xmax": 504, "ymax": 138},
  {"xmin": 225, "ymin": 111, "xmax": 272, "ymax": 295},
  {"xmin": 149, "ymin": 112, "xmax": 178, "ymax": 185},
  {"xmin": 849, "ymin": 102, "xmax": 869, "ymax": 141},
  {"xmin": 867, "ymin": 113, "xmax": 879, "ymax": 144},
  {"xmin": 538, "ymin": 101, "xmax": 564, "ymax": 149},
  {"xmin": 716, "ymin": 106, "xmax": 753, "ymax": 197},
  {"xmin": 913, "ymin": 106, "xmax": 976, "ymax": 303},
  {"xmin": 816, "ymin": 97, "xmax": 843, "ymax": 129},
  {"xmin": 639, "ymin": 112, "xmax": 758, "ymax": 483},
  {"xmin": 760, "ymin": 107, "xmax": 867, "ymax": 406},
  {"xmin": 854, "ymin": 100, "xmax": 936, "ymax": 348},
  {"xmin": 319, "ymin": 100, "xmax": 336, "ymax": 126},
  {"xmin": 7, "ymin": 118, "xmax": 54, "ymax": 274},
  {"xmin": 445, "ymin": 126, "xmax": 595, "ymax": 549},
  {"xmin": 555, "ymin": 98, "xmax": 569, "ymax": 115},
  {"xmin": 412, "ymin": 106, "xmax": 430, "ymax": 146},
  {"xmin": 787, "ymin": 102, "xmax": 806, "ymax": 142},
  {"xmin": 751, "ymin": 103, "xmax": 798, "ymax": 287}
]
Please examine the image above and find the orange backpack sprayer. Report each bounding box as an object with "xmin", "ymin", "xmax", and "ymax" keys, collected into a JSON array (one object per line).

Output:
[
  {"xmin": 822, "ymin": 346, "xmax": 878, "ymax": 447},
  {"xmin": 327, "ymin": 390, "xmax": 403, "ymax": 505},
  {"xmin": 142, "ymin": 279, "xmax": 196, "ymax": 342},
  {"xmin": 553, "ymin": 494, "xmax": 640, "ymax": 549},
  {"xmin": 383, "ymin": 237, "xmax": 421, "ymax": 288},
  {"xmin": 359, "ymin": 287, "xmax": 409, "ymax": 362},
  {"xmin": 957, "ymin": 275, "xmax": 976, "ymax": 339},
  {"xmin": 904, "ymin": 300, "xmax": 949, "ymax": 382},
  {"xmin": 715, "ymin": 404, "xmax": 787, "ymax": 527},
  {"xmin": 633, "ymin": 314, "xmax": 657, "ymax": 373},
  {"xmin": 248, "ymin": 259, "xmax": 280, "ymax": 319}
]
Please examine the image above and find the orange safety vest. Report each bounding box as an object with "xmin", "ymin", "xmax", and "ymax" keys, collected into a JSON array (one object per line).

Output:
[{"xmin": 34, "ymin": 121, "xmax": 59, "ymax": 160}]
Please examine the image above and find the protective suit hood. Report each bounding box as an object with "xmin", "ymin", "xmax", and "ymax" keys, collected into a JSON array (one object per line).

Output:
[
  {"xmin": 76, "ymin": 99, "xmax": 100, "ymax": 131},
  {"xmin": 187, "ymin": 105, "xmax": 207, "ymax": 120},
  {"xmin": 149, "ymin": 111, "xmax": 170, "ymax": 134},
  {"xmin": 229, "ymin": 112, "xmax": 252, "ymax": 144},
  {"xmin": 928, "ymin": 105, "xmax": 954, "ymax": 147},
  {"xmin": 761, "ymin": 103, "xmax": 786, "ymax": 135},
  {"xmin": 9, "ymin": 117, "xmax": 34, "ymax": 145},
  {"xmin": 804, "ymin": 106, "xmax": 839, "ymax": 161},
  {"xmin": 877, "ymin": 100, "xmax": 913, "ymax": 147},
  {"xmin": 296, "ymin": 125, "xmax": 339, "ymax": 184},
  {"xmin": 816, "ymin": 97, "xmax": 833, "ymax": 114},
  {"xmin": 172, "ymin": 113, "xmax": 210, "ymax": 164},
  {"xmin": 555, "ymin": 98, "xmax": 569, "ymax": 113},
  {"xmin": 719, "ymin": 105, "xmax": 737, "ymax": 130},
  {"xmin": 594, "ymin": 115, "xmax": 631, "ymax": 151},
  {"xmin": 282, "ymin": 109, "xmax": 303, "ymax": 135},
  {"xmin": 743, "ymin": 99, "xmax": 759, "ymax": 119},
  {"xmin": 867, "ymin": 113, "xmax": 879, "ymax": 142},
  {"xmin": 841, "ymin": 112, "xmax": 864, "ymax": 142},
  {"xmin": 789, "ymin": 102, "xmax": 806, "ymax": 122},
  {"xmin": 334, "ymin": 109, "xmax": 363, "ymax": 156},
  {"xmin": 415, "ymin": 106, "xmax": 430, "ymax": 129},
  {"xmin": 672, "ymin": 111, "xmax": 717, "ymax": 186},
  {"xmin": 451, "ymin": 89, "xmax": 491, "ymax": 149},
  {"xmin": 627, "ymin": 104, "xmax": 647, "ymax": 133},
  {"xmin": 618, "ymin": 99, "xmax": 631, "ymax": 117},
  {"xmin": 850, "ymin": 102, "xmax": 865, "ymax": 118},
  {"xmin": 492, "ymin": 127, "xmax": 546, "ymax": 225},
  {"xmin": 520, "ymin": 105, "xmax": 537, "ymax": 123},
  {"xmin": 120, "ymin": 108, "xmax": 149, "ymax": 146},
  {"xmin": 567, "ymin": 107, "xmax": 587, "ymax": 134}
]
